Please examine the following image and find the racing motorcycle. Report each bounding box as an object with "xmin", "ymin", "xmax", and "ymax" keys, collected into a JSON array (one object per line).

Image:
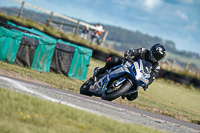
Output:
[{"xmin": 80, "ymin": 59, "xmax": 152, "ymax": 101}]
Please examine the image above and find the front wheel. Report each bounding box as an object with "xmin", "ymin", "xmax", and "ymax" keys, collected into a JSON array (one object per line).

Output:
[
  {"xmin": 80, "ymin": 78, "xmax": 93, "ymax": 96},
  {"xmin": 101, "ymin": 80, "xmax": 132, "ymax": 101}
]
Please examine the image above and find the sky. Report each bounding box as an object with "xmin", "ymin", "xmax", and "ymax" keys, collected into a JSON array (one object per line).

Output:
[{"xmin": 6, "ymin": 0, "xmax": 200, "ymax": 54}]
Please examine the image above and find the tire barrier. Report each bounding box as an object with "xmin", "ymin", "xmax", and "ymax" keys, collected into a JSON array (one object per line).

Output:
[
  {"xmin": 50, "ymin": 42, "xmax": 75, "ymax": 76},
  {"xmin": 15, "ymin": 36, "xmax": 39, "ymax": 68},
  {"xmin": 159, "ymin": 69, "xmax": 200, "ymax": 89},
  {"xmin": 0, "ymin": 20, "xmax": 92, "ymax": 80}
]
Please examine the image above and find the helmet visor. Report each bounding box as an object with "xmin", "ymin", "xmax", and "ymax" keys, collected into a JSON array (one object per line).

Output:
[{"xmin": 152, "ymin": 51, "xmax": 165, "ymax": 61}]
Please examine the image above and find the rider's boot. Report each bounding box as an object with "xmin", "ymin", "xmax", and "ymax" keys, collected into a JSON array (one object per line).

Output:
[{"xmin": 92, "ymin": 67, "xmax": 100, "ymax": 84}]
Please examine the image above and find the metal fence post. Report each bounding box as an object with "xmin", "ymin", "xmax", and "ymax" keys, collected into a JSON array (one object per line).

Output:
[
  {"xmin": 46, "ymin": 11, "xmax": 54, "ymax": 26},
  {"xmin": 59, "ymin": 22, "xmax": 63, "ymax": 31},
  {"xmin": 195, "ymin": 66, "xmax": 199, "ymax": 77},
  {"xmin": 185, "ymin": 60, "xmax": 191, "ymax": 72},
  {"xmin": 100, "ymin": 31, "xmax": 109, "ymax": 46},
  {"xmin": 72, "ymin": 27, "xmax": 76, "ymax": 34},
  {"xmin": 75, "ymin": 20, "xmax": 80, "ymax": 35},
  {"xmin": 172, "ymin": 59, "xmax": 176, "ymax": 70},
  {"xmin": 18, "ymin": 1, "xmax": 25, "ymax": 18}
]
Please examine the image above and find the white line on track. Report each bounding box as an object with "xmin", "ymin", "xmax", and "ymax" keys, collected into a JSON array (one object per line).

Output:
[{"xmin": 0, "ymin": 76, "xmax": 103, "ymax": 115}]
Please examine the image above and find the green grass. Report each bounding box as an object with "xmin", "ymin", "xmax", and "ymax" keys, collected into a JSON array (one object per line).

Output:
[
  {"xmin": 0, "ymin": 88, "xmax": 164, "ymax": 133},
  {"xmin": 0, "ymin": 60, "xmax": 200, "ymax": 124},
  {"xmin": 125, "ymin": 79, "xmax": 200, "ymax": 122},
  {"xmin": 123, "ymin": 79, "xmax": 200, "ymax": 122},
  {"xmin": 0, "ymin": 59, "xmax": 104, "ymax": 93}
]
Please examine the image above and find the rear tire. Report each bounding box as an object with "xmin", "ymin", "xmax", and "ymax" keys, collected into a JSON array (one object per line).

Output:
[
  {"xmin": 80, "ymin": 78, "xmax": 92, "ymax": 96},
  {"xmin": 101, "ymin": 80, "xmax": 132, "ymax": 101}
]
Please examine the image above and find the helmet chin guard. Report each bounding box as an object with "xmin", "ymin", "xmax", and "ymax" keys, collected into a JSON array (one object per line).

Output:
[
  {"xmin": 150, "ymin": 44, "xmax": 166, "ymax": 62},
  {"xmin": 150, "ymin": 52, "xmax": 158, "ymax": 62}
]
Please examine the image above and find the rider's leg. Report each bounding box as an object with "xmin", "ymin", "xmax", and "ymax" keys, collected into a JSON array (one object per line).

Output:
[{"xmin": 95, "ymin": 56, "xmax": 123, "ymax": 78}]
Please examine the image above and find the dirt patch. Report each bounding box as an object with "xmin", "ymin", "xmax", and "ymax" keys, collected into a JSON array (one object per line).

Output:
[{"xmin": 0, "ymin": 68, "xmax": 50, "ymax": 86}]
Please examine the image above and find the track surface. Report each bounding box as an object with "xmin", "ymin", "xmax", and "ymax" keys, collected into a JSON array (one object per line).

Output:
[{"xmin": 0, "ymin": 75, "xmax": 199, "ymax": 133}]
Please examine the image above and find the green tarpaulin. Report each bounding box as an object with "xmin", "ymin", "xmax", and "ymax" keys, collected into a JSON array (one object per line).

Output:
[
  {"xmin": 31, "ymin": 36, "xmax": 56, "ymax": 72},
  {"xmin": 0, "ymin": 21, "xmax": 93, "ymax": 80},
  {"xmin": 58, "ymin": 40, "xmax": 93, "ymax": 80},
  {"xmin": 1, "ymin": 22, "xmax": 57, "ymax": 72},
  {"xmin": 0, "ymin": 26, "xmax": 23, "ymax": 64}
]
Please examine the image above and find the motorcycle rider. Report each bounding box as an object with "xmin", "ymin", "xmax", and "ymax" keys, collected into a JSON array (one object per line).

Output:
[{"xmin": 93, "ymin": 43, "xmax": 166, "ymax": 101}]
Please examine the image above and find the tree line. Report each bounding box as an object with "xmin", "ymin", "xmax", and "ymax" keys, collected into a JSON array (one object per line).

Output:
[{"xmin": 103, "ymin": 25, "xmax": 200, "ymax": 59}]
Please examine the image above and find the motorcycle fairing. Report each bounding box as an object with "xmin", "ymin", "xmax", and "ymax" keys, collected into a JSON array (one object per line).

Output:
[
  {"xmin": 100, "ymin": 65, "xmax": 132, "ymax": 93},
  {"xmin": 98, "ymin": 59, "xmax": 152, "ymax": 95}
]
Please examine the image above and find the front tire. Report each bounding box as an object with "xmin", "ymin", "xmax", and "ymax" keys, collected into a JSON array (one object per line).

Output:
[
  {"xmin": 126, "ymin": 92, "xmax": 138, "ymax": 101},
  {"xmin": 80, "ymin": 78, "xmax": 92, "ymax": 96},
  {"xmin": 101, "ymin": 80, "xmax": 132, "ymax": 101}
]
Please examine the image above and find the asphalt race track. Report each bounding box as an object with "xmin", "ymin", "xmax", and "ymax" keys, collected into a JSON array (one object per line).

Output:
[{"xmin": 0, "ymin": 75, "xmax": 199, "ymax": 133}]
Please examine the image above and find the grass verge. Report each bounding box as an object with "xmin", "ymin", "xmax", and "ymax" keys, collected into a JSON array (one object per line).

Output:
[
  {"xmin": 0, "ymin": 60, "xmax": 200, "ymax": 125},
  {"xmin": 115, "ymin": 79, "xmax": 200, "ymax": 123},
  {"xmin": 0, "ymin": 88, "xmax": 164, "ymax": 133}
]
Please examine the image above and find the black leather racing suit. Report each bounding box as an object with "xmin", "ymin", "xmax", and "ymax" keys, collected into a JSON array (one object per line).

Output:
[
  {"xmin": 124, "ymin": 48, "xmax": 160, "ymax": 85},
  {"xmin": 96, "ymin": 48, "xmax": 160, "ymax": 101}
]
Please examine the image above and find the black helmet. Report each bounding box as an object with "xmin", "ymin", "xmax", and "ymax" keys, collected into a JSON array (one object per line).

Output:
[{"xmin": 150, "ymin": 44, "xmax": 166, "ymax": 62}]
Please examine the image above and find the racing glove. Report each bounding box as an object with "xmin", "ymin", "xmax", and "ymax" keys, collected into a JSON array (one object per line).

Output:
[
  {"xmin": 125, "ymin": 55, "xmax": 133, "ymax": 63},
  {"xmin": 143, "ymin": 84, "xmax": 148, "ymax": 91}
]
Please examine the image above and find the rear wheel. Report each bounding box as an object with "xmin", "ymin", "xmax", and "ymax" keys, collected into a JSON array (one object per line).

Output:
[
  {"xmin": 80, "ymin": 78, "xmax": 92, "ymax": 96},
  {"xmin": 101, "ymin": 80, "xmax": 132, "ymax": 101}
]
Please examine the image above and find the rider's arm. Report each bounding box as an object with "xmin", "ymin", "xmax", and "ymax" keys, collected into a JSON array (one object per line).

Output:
[
  {"xmin": 124, "ymin": 48, "xmax": 146, "ymax": 59},
  {"xmin": 148, "ymin": 65, "xmax": 160, "ymax": 85},
  {"xmin": 124, "ymin": 48, "xmax": 140, "ymax": 57}
]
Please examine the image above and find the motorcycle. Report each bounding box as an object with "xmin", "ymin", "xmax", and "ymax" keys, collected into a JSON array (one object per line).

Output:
[{"xmin": 80, "ymin": 59, "xmax": 152, "ymax": 101}]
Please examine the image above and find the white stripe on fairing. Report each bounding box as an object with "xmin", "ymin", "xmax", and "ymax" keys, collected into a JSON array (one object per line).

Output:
[{"xmin": 0, "ymin": 76, "xmax": 101, "ymax": 115}]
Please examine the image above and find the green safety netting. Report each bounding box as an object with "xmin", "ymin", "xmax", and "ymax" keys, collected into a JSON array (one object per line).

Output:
[
  {"xmin": 0, "ymin": 26, "xmax": 23, "ymax": 64},
  {"xmin": 12, "ymin": 22, "xmax": 93, "ymax": 80},
  {"xmin": 0, "ymin": 21, "xmax": 93, "ymax": 80},
  {"xmin": 58, "ymin": 39, "xmax": 93, "ymax": 80},
  {"xmin": 7, "ymin": 21, "xmax": 55, "ymax": 40},
  {"xmin": 30, "ymin": 36, "xmax": 57, "ymax": 72},
  {"xmin": 1, "ymin": 22, "xmax": 57, "ymax": 72}
]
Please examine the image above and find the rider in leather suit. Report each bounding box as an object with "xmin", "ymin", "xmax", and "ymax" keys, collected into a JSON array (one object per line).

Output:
[{"xmin": 94, "ymin": 43, "xmax": 166, "ymax": 101}]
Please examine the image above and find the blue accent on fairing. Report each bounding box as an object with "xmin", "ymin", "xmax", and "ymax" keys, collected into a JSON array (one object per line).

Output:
[
  {"xmin": 114, "ymin": 77, "xmax": 126, "ymax": 86},
  {"xmin": 98, "ymin": 59, "xmax": 150, "ymax": 95},
  {"xmin": 101, "ymin": 71, "xmax": 128, "ymax": 93},
  {"xmin": 101, "ymin": 75, "xmax": 108, "ymax": 93},
  {"xmin": 129, "ymin": 64, "xmax": 136, "ymax": 76},
  {"xmin": 139, "ymin": 80, "xmax": 146, "ymax": 86},
  {"xmin": 128, "ymin": 63, "xmax": 138, "ymax": 81},
  {"xmin": 138, "ymin": 60, "xmax": 140, "ymax": 68},
  {"xmin": 109, "ymin": 65, "xmax": 124, "ymax": 72}
]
